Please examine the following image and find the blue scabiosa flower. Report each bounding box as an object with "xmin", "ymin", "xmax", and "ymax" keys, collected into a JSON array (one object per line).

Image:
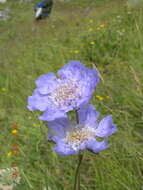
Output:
[
  {"xmin": 27, "ymin": 61, "xmax": 99, "ymax": 121},
  {"xmin": 48, "ymin": 104, "xmax": 117, "ymax": 156}
]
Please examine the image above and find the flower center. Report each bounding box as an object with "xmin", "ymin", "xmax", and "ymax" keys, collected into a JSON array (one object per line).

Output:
[
  {"xmin": 51, "ymin": 80, "xmax": 80, "ymax": 107},
  {"xmin": 66, "ymin": 127, "xmax": 94, "ymax": 143}
]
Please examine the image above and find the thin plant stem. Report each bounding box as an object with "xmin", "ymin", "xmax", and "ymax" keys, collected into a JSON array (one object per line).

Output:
[
  {"xmin": 78, "ymin": 167, "xmax": 80, "ymax": 190},
  {"xmin": 73, "ymin": 153, "xmax": 84, "ymax": 190},
  {"xmin": 75, "ymin": 109, "xmax": 79, "ymax": 124},
  {"xmin": 73, "ymin": 110, "xmax": 83, "ymax": 190}
]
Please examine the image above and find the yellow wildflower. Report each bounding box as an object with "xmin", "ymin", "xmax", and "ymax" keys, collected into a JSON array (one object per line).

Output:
[
  {"xmin": 1, "ymin": 88, "xmax": 7, "ymax": 92},
  {"xmin": 7, "ymin": 152, "xmax": 13, "ymax": 157},
  {"xmin": 74, "ymin": 50, "xmax": 79, "ymax": 54},
  {"xmin": 90, "ymin": 41, "xmax": 95, "ymax": 45},
  {"xmin": 88, "ymin": 28, "xmax": 93, "ymax": 32},
  {"xmin": 33, "ymin": 123, "xmax": 40, "ymax": 127},
  {"xmin": 96, "ymin": 95, "xmax": 104, "ymax": 101},
  {"xmin": 105, "ymin": 95, "xmax": 110, "ymax": 99},
  {"xmin": 99, "ymin": 24, "xmax": 105, "ymax": 28},
  {"xmin": 33, "ymin": 123, "xmax": 37, "ymax": 127},
  {"xmin": 12, "ymin": 129, "xmax": 18, "ymax": 135},
  {"xmin": 89, "ymin": 19, "xmax": 93, "ymax": 24}
]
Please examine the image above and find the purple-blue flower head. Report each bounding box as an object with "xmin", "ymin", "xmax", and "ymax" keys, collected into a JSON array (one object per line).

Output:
[
  {"xmin": 27, "ymin": 61, "xmax": 99, "ymax": 121},
  {"xmin": 48, "ymin": 104, "xmax": 117, "ymax": 156}
]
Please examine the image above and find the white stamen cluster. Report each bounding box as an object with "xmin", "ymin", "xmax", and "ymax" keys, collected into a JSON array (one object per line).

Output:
[
  {"xmin": 49, "ymin": 80, "xmax": 81, "ymax": 108},
  {"xmin": 65, "ymin": 126, "xmax": 95, "ymax": 150}
]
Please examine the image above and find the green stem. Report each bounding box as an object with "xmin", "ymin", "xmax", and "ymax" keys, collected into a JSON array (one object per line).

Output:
[
  {"xmin": 75, "ymin": 109, "xmax": 79, "ymax": 124},
  {"xmin": 73, "ymin": 110, "xmax": 83, "ymax": 190},
  {"xmin": 73, "ymin": 153, "xmax": 84, "ymax": 190},
  {"xmin": 78, "ymin": 167, "xmax": 81, "ymax": 190}
]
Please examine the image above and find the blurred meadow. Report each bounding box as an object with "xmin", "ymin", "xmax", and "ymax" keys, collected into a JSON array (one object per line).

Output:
[{"xmin": 0, "ymin": 0, "xmax": 143, "ymax": 189}]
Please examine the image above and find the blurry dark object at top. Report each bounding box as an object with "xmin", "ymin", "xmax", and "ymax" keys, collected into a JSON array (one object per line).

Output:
[{"xmin": 35, "ymin": 0, "xmax": 53, "ymax": 20}]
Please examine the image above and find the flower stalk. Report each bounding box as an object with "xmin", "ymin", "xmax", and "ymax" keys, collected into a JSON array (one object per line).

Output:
[
  {"xmin": 73, "ymin": 153, "xmax": 84, "ymax": 190},
  {"xmin": 73, "ymin": 110, "xmax": 83, "ymax": 190}
]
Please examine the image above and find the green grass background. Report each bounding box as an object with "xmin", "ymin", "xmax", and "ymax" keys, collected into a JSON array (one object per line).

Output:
[{"xmin": 0, "ymin": 0, "xmax": 143, "ymax": 189}]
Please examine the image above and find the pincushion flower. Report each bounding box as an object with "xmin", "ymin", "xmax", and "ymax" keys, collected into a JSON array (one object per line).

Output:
[
  {"xmin": 48, "ymin": 104, "xmax": 117, "ymax": 156},
  {"xmin": 27, "ymin": 60, "xmax": 99, "ymax": 121}
]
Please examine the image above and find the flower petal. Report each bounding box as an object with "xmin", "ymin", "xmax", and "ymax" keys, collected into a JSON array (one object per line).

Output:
[
  {"xmin": 53, "ymin": 141, "xmax": 77, "ymax": 156},
  {"xmin": 86, "ymin": 138, "xmax": 109, "ymax": 153},
  {"xmin": 76, "ymin": 67, "xmax": 100, "ymax": 108},
  {"xmin": 58, "ymin": 60, "xmax": 85, "ymax": 81},
  {"xmin": 48, "ymin": 117, "xmax": 70, "ymax": 138},
  {"xmin": 39, "ymin": 108, "xmax": 67, "ymax": 121},
  {"xmin": 78, "ymin": 104, "xmax": 99, "ymax": 127},
  {"xmin": 86, "ymin": 68, "xmax": 100, "ymax": 90},
  {"xmin": 36, "ymin": 72, "xmax": 58, "ymax": 95},
  {"xmin": 95, "ymin": 115, "xmax": 117, "ymax": 137},
  {"xmin": 27, "ymin": 89, "xmax": 49, "ymax": 111}
]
